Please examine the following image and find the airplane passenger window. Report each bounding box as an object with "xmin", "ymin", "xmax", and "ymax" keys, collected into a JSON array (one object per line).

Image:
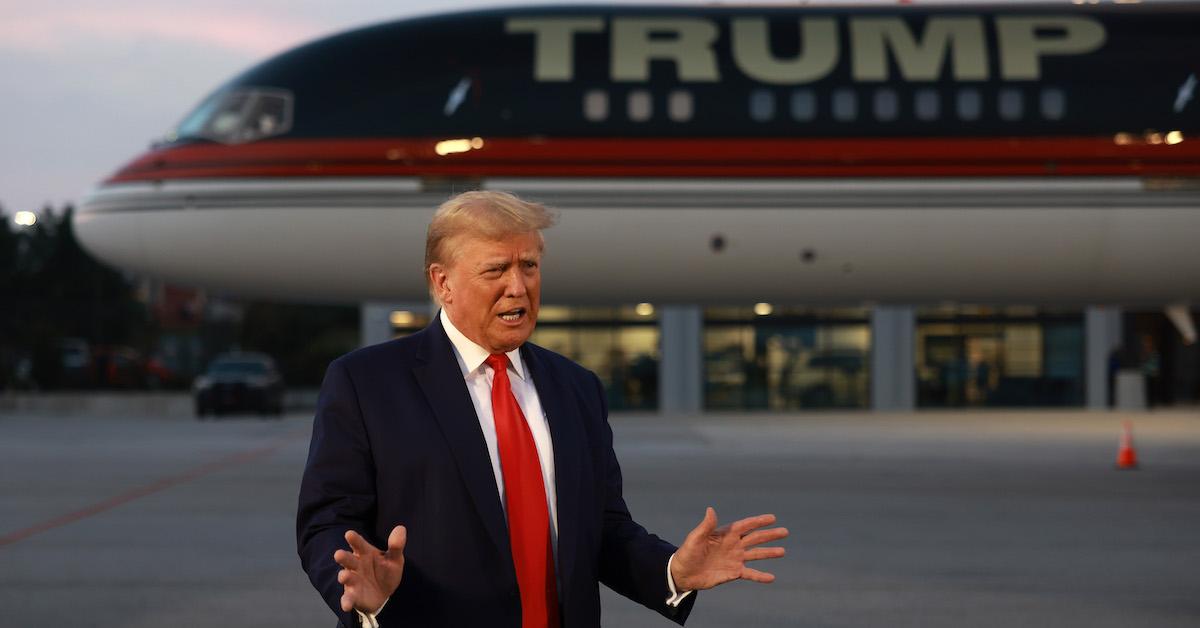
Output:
[
  {"xmin": 1040, "ymin": 88, "xmax": 1066, "ymax": 120},
  {"xmin": 914, "ymin": 89, "xmax": 939, "ymax": 121},
  {"xmin": 832, "ymin": 89, "xmax": 857, "ymax": 122},
  {"xmin": 999, "ymin": 89, "xmax": 1023, "ymax": 121},
  {"xmin": 873, "ymin": 88, "xmax": 898, "ymax": 122},
  {"xmin": 668, "ymin": 90, "xmax": 694, "ymax": 122},
  {"xmin": 584, "ymin": 90, "xmax": 609, "ymax": 122},
  {"xmin": 628, "ymin": 90, "xmax": 653, "ymax": 122},
  {"xmin": 790, "ymin": 90, "xmax": 816, "ymax": 121},
  {"xmin": 956, "ymin": 89, "xmax": 981, "ymax": 121},
  {"xmin": 749, "ymin": 89, "xmax": 775, "ymax": 122}
]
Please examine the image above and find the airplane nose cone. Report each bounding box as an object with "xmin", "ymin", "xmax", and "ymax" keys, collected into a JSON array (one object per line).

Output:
[{"xmin": 75, "ymin": 184, "xmax": 149, "ymax": 277}]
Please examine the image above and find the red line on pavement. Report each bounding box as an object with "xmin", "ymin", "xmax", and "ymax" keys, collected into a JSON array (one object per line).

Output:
[{"xmin": 0, "ymin": 428, "xmax": 309, "ymax": 548}]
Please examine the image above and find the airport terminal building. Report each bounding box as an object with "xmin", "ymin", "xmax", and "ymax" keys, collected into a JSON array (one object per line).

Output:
[{"xmin": 363, "ymin": 302, "xmax": 1198, "ymax": 413}]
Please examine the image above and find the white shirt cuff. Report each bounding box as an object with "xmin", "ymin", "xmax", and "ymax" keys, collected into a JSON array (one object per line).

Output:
[
  {"xmin": 665, "ymin": 553, "xmax": 694, "ymax": 607},
  {"xmin": 356, "ymin": 598, "xmax": 387, "ymax": 627}
]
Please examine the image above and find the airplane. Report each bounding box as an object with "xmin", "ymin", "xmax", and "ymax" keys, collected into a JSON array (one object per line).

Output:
[{"xmin": 74, "ymin": 3, "xmax": 1200, "ymax": 338}]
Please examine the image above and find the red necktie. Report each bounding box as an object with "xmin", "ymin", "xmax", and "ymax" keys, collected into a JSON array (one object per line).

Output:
[{"xmin": 486, "ymin": 354, "xmax": 559, "ymax": 628}]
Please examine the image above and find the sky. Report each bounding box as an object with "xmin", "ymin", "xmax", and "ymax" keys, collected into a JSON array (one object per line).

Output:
[
  {"xmin": 0, "ymin": 0, "xmax": 1112, "ymax": 216},
  {"xmin": 0, "ymin": 0, "xmax": 480, "ymax": 215}
]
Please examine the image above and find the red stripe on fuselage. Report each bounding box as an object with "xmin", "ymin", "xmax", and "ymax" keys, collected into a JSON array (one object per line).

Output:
[{"xmin": 105, "ymin": 137, "xmax": 1200, "ymax": 182}]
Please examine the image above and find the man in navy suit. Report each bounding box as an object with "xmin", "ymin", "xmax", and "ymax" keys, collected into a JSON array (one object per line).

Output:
[{"xmin": 297, "ymin": 191, "xmax": 787, "ymax": 627}]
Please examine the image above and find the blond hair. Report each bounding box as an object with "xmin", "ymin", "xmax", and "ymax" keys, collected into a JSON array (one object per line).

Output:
[{"xmin": 424, "ymin": 190, "xmax": 557, "ymax": 293}]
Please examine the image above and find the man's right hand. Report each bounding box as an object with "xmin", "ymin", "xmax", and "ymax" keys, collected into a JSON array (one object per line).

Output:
[{"xmin": 334, "ymin": 525, "xmax": 406, "ymax": 614}]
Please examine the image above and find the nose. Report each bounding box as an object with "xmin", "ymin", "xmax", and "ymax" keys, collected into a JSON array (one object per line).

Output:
[{"xmin": 503, "ymin": 266, "xmax": 527, "ymax": 298}]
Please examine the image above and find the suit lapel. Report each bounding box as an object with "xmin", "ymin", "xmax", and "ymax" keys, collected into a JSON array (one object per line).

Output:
[
  {"xmin": 413, "ymin": 320, "xmax": 511, "ymax": 559},
  {"xmin": 522, "ymin": 344, "xmax": 584, "ymax": 600}
]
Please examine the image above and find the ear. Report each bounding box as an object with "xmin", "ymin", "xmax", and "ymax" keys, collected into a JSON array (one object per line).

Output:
[{"xmin": 429, "ymin": 263, "xmax": 452, "ymax": 304}]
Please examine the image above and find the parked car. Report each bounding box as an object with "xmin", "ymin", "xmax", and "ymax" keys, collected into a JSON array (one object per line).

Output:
[
  {"xmin": 58, "ymin": 338, "xmax": 92, "ymax": 388},
  {"xmin": 193, "ymin": 352, "xmax": 284, "ymax": 418},
  {"xmin": 91, "ymin": 345, "xmax": 148, "ymax": 389}
]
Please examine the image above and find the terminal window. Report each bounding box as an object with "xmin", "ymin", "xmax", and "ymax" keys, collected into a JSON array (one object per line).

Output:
[
  {"xmin": 704, "ymin": 307, "xmax": 870, "ymax": 411},
  {"xmin": 915, "ymin": 307, "xmax": 1083, "ymax": 408},
  {"xmin": 531, "ymin": 306, "xmax": 660, "ymax": 412}
]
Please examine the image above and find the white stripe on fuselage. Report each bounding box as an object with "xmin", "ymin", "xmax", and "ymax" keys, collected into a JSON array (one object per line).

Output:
[{"xmin": 75, "ymin": 176, "xmax": 1200, "ymax": 305}]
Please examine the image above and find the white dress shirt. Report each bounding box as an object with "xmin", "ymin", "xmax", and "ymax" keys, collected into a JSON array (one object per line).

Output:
[
  {"xmin": 358, "ymin": 312, "xmax": 688, "ymax": 627},
  {"xmin": 440, "ymin": 309, "xmax": 560, "ymax": 549}
]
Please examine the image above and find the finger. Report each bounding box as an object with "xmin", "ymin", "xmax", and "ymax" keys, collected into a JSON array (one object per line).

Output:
[
  {"xmin": 741, "ymin": 526, "xmax": 790, "ymax": 548},
  {"xmin": 685, "ymin": 507, "xmax": 717, "ymax": 545},
  {"xmin": 386, "ymin": 525, "xmax": 407, "ymax": 556},
  {"xmin": 345, "ymin": 529, "xmax": 378, "ymax": 556},
  {"xmin": 730, "ymin": 513, "xmax": 777, "ymax": 537},
  {"xmin": 744, "ymin": 546, "xmax": 786, "ymax": 562},
  {"xmin": 338, "ymin": 568, "xmax": 353, "ymax": 584},
  {"xmin": 341, "ymin": 593, "xmax": 353, "ymax": 612},
  {"xmin": 684, "ymin": 507, "xmax": 718, "ymax": 543},
  {"xmin": 333, "ymin": 549, "xmax": 361, "ymax": 570},
  {"xmin": 740, "ymin": 567, "xmax": 776, "ymax": 583}
]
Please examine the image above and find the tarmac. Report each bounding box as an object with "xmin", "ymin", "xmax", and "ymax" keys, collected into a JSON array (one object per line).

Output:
[{"xmin": 0, "ymin": 407, "xmax": 1197, "ymax": 627}]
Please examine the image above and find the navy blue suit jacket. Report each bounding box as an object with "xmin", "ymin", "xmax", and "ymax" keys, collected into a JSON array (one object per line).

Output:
[{"xmin": 297, "ymin": 319, "xmax": 696, "ymax": 627}]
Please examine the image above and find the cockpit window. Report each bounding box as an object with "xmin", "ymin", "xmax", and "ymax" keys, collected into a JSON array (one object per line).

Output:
[{"xmin": 167, "ymin": 88, "xmax": 293, "ymax": 144}]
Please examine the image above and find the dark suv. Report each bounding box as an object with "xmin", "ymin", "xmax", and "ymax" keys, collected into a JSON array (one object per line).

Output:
[{"xmin": 193, "ymin": 353, "xmax": 284, "ymax": 418}]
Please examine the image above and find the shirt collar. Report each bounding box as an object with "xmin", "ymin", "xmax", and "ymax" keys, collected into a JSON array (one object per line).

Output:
[{"xmin": 439, "ymin": 309, "xmax": 526, "ymax": 381}]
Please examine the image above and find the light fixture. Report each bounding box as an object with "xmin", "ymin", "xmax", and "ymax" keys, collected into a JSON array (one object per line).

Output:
[
  {"xmin": 434, "ymin": 137, "xmax": 484, "ymax": 156},
  {"xmin": 635, "ymin": 303, "xmax": 654, "ymax": 316},
  {"xmin": 754, "ymin": 302, "xmax": 773, "ymax": 316},
  {"xmin": 435, "ymin": 139, "xmax": 471, "ymax": 155},
  {"xmin": 13, "ymin": 211, "xmax": 36, "ymax": 227},
  {"xmin": 1166, "ymin": 130, "xmax": 1184, "ymax": 145},
  {"xmin": 390, "ymin": 310, "xmax": 415, "ymax": 326}
]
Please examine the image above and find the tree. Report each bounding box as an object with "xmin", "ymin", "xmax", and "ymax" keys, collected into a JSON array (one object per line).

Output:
[
  {"xmin": 1, "ymin": 205, "xmax": 146, "ymax": 389},
  {"xmin": 239, "ymin": 301, "xmax": 358, "ymax": 387}
]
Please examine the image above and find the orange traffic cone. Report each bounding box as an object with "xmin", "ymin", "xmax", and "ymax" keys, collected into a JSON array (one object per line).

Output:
[{"xmin": 1116, "ymin": 420, "xmax": 1139, "ymax": 470}]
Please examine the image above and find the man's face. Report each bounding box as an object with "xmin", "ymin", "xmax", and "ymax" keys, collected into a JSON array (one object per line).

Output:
[{"xmin": 434, "ymin": 231, "xmax": 542, "ymax": 354}]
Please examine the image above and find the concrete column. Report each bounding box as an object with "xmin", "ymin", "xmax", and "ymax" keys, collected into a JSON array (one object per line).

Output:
[
  {"xmin": 360, "ymin": 301, "xmax": 433, "ymax": 348},
  {"xmin": 360, "ymin": 302, "xmax": 398, "ymax": 348},
  {"xmin": 658, "ymin": 305, "xmax": 704, "ymax": 415},
  {"xmin": 1085, "ymin": 306, "xmax": 1123, "ymax": 410},
  {"xmin": 871, "ymin": 306, "xmax": 916, "ymax": 411}
]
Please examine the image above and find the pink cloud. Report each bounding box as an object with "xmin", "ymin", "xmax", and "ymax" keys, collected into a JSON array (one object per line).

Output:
[{"xmin": 0, "ymin": 6, "xmax": 323, "ymax": 57}]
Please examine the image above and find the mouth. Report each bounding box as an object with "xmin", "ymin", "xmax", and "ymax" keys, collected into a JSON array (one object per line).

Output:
[{"xmin": 498, "ymin": 308, "xmax": 526, "ymax": 323}]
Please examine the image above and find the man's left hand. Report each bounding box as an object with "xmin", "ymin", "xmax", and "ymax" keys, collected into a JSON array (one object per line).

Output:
[{"xmin": 670, "ymin": 507, "xmax": 788, "ymax": 591}]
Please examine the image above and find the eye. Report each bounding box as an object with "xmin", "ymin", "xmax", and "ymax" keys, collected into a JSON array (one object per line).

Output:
[{"xmin": 523, "ymin": 260, "xmax": 538, "ymax": 270}]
